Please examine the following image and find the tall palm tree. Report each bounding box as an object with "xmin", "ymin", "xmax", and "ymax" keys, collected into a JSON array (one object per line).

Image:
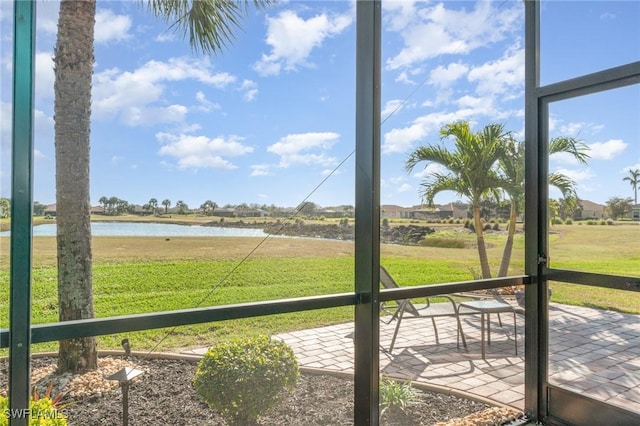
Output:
[
  {"xmin": 496, "ymin": 136, "xmax": 589, "ymax": 277},
  {"xmin": 406, "ymin": 122, "xmax": 509, "ymax": 279},
  {"xmin": 54, "ymin": 0, "xmax": 270, "ymax": 374},
  {"xmin": 623, "ymin": 168, "xmax": 640, "ymax": 205},
  {"xmin": 162, "ymin": 199, "xmax": 172, "ymax": 214}
]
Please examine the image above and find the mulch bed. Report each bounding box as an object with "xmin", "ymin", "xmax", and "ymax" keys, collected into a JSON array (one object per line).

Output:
[{"xmin": 1, "ymin": 356, "xmax": 524, "ymax": 425}]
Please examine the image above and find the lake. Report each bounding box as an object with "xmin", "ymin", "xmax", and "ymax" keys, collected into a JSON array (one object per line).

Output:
[{"xmin": 0, "ymin": 222, "xmax": 270, "ymax": 237}]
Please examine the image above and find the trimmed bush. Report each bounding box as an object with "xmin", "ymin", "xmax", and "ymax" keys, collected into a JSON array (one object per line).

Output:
[
  {"xmin": 193, "ymin": 335, "xmax": 299, "ymax": 425},
  {"xmin": 419, "ymin": 237, "xmax": 466, "ymax": 249},
  {"xmin": 492, "ymin": 223, "xmax": 500, "ymax": 231},
  {"xmin": 551, "ymin": 216, "xmax": 563, "ymax": 225},
  {"xmin": 564, "ymin": 218, "xmax": 573, "ymax": 225}
]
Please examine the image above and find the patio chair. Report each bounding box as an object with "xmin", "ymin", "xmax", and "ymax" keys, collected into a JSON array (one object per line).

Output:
[{"xmin": 379, "ymin": 266, "xmax": 465, "ymax": 353}]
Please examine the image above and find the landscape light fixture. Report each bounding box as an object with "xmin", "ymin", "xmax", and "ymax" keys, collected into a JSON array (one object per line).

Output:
[
  {"xmin": 121, "ymin": 338, "xmax": 131, "ymax": 358},
  {"xmin": 107, "ymin": 367, "xmax": 144, "ymax": 426}
]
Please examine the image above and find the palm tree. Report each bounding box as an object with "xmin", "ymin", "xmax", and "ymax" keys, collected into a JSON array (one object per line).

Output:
[
  {"xmin": 162, "ymin": 199, "xmax": 172, "ymax": 214},
  {"xmin": 623, "ymin": 168, "xmax": 640, "ymax": 205},
  {"xmin": 496, "ymin": 136, "xmax": 589, "ymax": 277},
  {"xmin": 148, "ymin": 198, "xmax": 159, "ymax": 215},
  {"xmin": 54, "ymin": 0, "xmax": 270, "ymax": 374},
  {"xmin": 176, "ymin": 200, "xmax": 188, "ymax": 214},
  {"xmin": 406, "ymin": 122, "xmax": 509, "ymax": 279}
]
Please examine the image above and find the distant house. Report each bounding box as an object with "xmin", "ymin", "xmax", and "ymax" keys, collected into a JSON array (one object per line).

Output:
[
  {"xmin": 211, "ymin": 208, "xmax": 236, "ymax": 217},
  {"xmin": 380, "ymin": 205, "xmax": 405, "ymax": 219},
  {"xmin": 318, "ymin": 206, "xmax": 348, "ymax": 219},
  {"xmin": 433, "ymin": 202, "xmax": 469, "ymax": 219},
  {"xmin": 45, "ymin": 204, "xmax": 56, "ymax": 217},
  {"xmin": 630, "ymin": 204, "xmax": 640, "ymax": 221},
  {"xmin": 574, "ymin": 200, "xmax": 605, "ymax": 220},
  {"xmin": 235, "ymin": 208, "xmax": 268, "ymax": 218}
]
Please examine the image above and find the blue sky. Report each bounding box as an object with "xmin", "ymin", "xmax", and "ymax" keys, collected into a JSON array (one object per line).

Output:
[{"xmin": 1, "ymin": 0, "xmax": 639, "ymax": 210}]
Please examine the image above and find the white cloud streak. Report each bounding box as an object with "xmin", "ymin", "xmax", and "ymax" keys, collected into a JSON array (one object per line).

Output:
[
  {"xmin": 254, "ymin": 10, "xmax": 352, "ymax": 76},
  {"xmin": 157, "ymin": 132, "xmax": 253, "ymax": 170},
  {"xmin": 267, "ymin": 132, "xmax": 340, "ymax": 168}
]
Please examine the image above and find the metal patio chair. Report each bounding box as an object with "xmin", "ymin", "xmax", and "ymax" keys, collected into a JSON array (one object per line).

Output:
[{"xmin": 379, "ymin": 266, "xmax": 466, "ymax": 353}]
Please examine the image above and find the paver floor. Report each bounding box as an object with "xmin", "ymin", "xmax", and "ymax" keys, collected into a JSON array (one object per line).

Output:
[{"xmin": 272, "ymin": 303, "xmax": 640, "ymax": 414}]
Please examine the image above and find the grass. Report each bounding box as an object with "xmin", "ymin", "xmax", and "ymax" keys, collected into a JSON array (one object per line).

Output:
[{"xmin": 1, "ymin": 220, "xmax": 638, "ymax": 353}]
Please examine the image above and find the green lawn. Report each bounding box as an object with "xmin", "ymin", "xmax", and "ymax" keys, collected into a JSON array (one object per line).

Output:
[{"xmin": 1, "ymin": 221, "xmax": 638, "ymax": 353}]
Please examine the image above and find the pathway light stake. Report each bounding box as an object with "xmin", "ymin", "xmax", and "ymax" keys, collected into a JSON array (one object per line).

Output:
[
  {"xmin": 107, "ymin": 367, "xmax": 144, "ymax": 426},
  {"xmin": 121, "ymin": 338, "xmax": 131, "ymax": 358}
]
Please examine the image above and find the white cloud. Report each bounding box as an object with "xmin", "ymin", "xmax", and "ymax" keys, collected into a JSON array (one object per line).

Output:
[
  {"xmin": 250, "ymin": 164, "xmax": 272, "ymax": 177},
  {"xmin": 95, "ymin": 9, "xmax": 132, "ymax": 44},
  {"xmin": 557, "ymin": 121, "xmax": 605, "ymax": 137},
  {"xmin": 381, "ymin": 100, "xmax": 404, "ymax": 119},
  {"xmin": 554, "ymin": 167, "xmax": 595, "ymax": 187},
  {"xmin": 254, "ymin": 10, "xmax": 352, "ymax": 76},
  {"xmin": 429, "ymin": 62, "xmax": 469, "ymax": 87},
  {"xmin": 395, "ymin": 71, "xmax": 416, "ymax": 85},
  {"xmin": 467, "ymin": 47, "xmax": 524, "ymax": 96},
  {"xmin": 383, "ymin": 109, "xmax": 476, "ymax": 154},
  {"xmin": 35, "ymin": 1, "xmax": 59, "ymax": 35},
  {"xmin": 195, "ymin": 91, "xmax": 221, "ymax": 112},
  {"xmin": 157, "ymin": 132, "xmax": 253, "ymax": 170},
  {"xmin": 93, "ymin": 57, "xmax": 236, "ymax": 126},
  {"xmin": 267, "ymin": 132, "xmax": 340, "ymax": 168},
  {"xmin": 386, "ymin": 2, "xmax": 521, "ymax": 69},
  {"xmin": 398, "ymin": 183, "xmax": 412, "ymax": 192},
  {"xmin": 35, "ymin": 52, "xmax": 54, "ymax": 100},
  {"xmin": 588, "ymin": 139, "xmax": 628, "ymax": 160},
  {"xmin": 239, "ymin": 80, "xmax": 258, "ymax": 102}
]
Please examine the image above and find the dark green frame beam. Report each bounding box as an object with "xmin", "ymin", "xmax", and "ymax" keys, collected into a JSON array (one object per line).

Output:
[
  {"xmin": 354, "ymin": 1, "xmax": 381, "ymax": 424},
  {"xmin": 9, "ymin": 1, "xmax": 36, "ymax": 424}
]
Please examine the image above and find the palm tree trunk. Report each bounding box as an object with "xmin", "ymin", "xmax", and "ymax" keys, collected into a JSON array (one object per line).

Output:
[
  {"xmin": 473, "ymin": 204, "xmax": 492, "ymax": 278},
  {"xmin": 54, "ymin": 0, "xmax": 98, "ymax": 373},
  {"xmin": 498, "ymin": 199, "xmax": 517, "ymax": 277}
]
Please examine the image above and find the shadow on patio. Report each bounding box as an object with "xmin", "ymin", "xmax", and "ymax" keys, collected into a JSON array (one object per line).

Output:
[{"xmin": 273, "ymin": 302, "xmax": 640, "ymax": 414}]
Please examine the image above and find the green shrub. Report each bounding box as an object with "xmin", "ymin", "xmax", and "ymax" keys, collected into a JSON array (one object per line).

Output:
[
  {"xmin": 599, "ymin": 219, "xmax": 607, "ymax": 226},
  {"xmin": 492, "ymin": 223, "xmax": 500, "ymax": 231},
  {"xmin": 447, "ymin": 218, "xmax": 455, "ymax": 224},
  {"xmin": 0, "ymin": 395, "xmax": 68, "ymax": 426},
  {"xmin": 379, "ymin": 377, "xmax": 418, "ymax": 416},
  {"xmin": 564, "ymin": 218, "xmax": 573, "ymax": 225},
  {"xmin": 193, "ymin": 335, "xmax": 299, "ymax": 425},
  {"xmin": 483, "ymin": 223, "xmax": 491, "ymax": 231},
  {"xmin": 586, "ymin": 220, "xmax": 596, "ymax": 225},
  {"xmin": 551, "ymin": 216, "xmax": 563, "ymax": 225},
  {"xmin": 381, "ymin": 218, "xmax": 389, "ymax": 228},
  {"xmin": 419, "ymin": 237, "xmax": 466, "ymax": 249}
]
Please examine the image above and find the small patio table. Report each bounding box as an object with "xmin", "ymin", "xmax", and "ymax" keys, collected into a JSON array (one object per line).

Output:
[{"xmin": 456, "ymin": 299, "xmax": 518, "ymax": 359}]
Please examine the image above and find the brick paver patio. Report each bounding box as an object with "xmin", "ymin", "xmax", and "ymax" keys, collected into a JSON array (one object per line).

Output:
[{"xmin": 272, "ymin": 302, "xmax": 640, "ymax": 413}]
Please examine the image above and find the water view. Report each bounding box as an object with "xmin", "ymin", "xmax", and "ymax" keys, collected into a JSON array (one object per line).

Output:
[{"xmin": 0, "ymin": 222, "xmax": 270, "ymax": 237}]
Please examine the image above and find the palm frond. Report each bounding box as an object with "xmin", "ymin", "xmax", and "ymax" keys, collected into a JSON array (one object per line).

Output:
[
  {"xmin": 148, "ymin": 0, "xmax": 272, "ymax": 55},
  {"xmin": 549, "ymin": 137, "xmax": 590, "ymax": 164}
]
